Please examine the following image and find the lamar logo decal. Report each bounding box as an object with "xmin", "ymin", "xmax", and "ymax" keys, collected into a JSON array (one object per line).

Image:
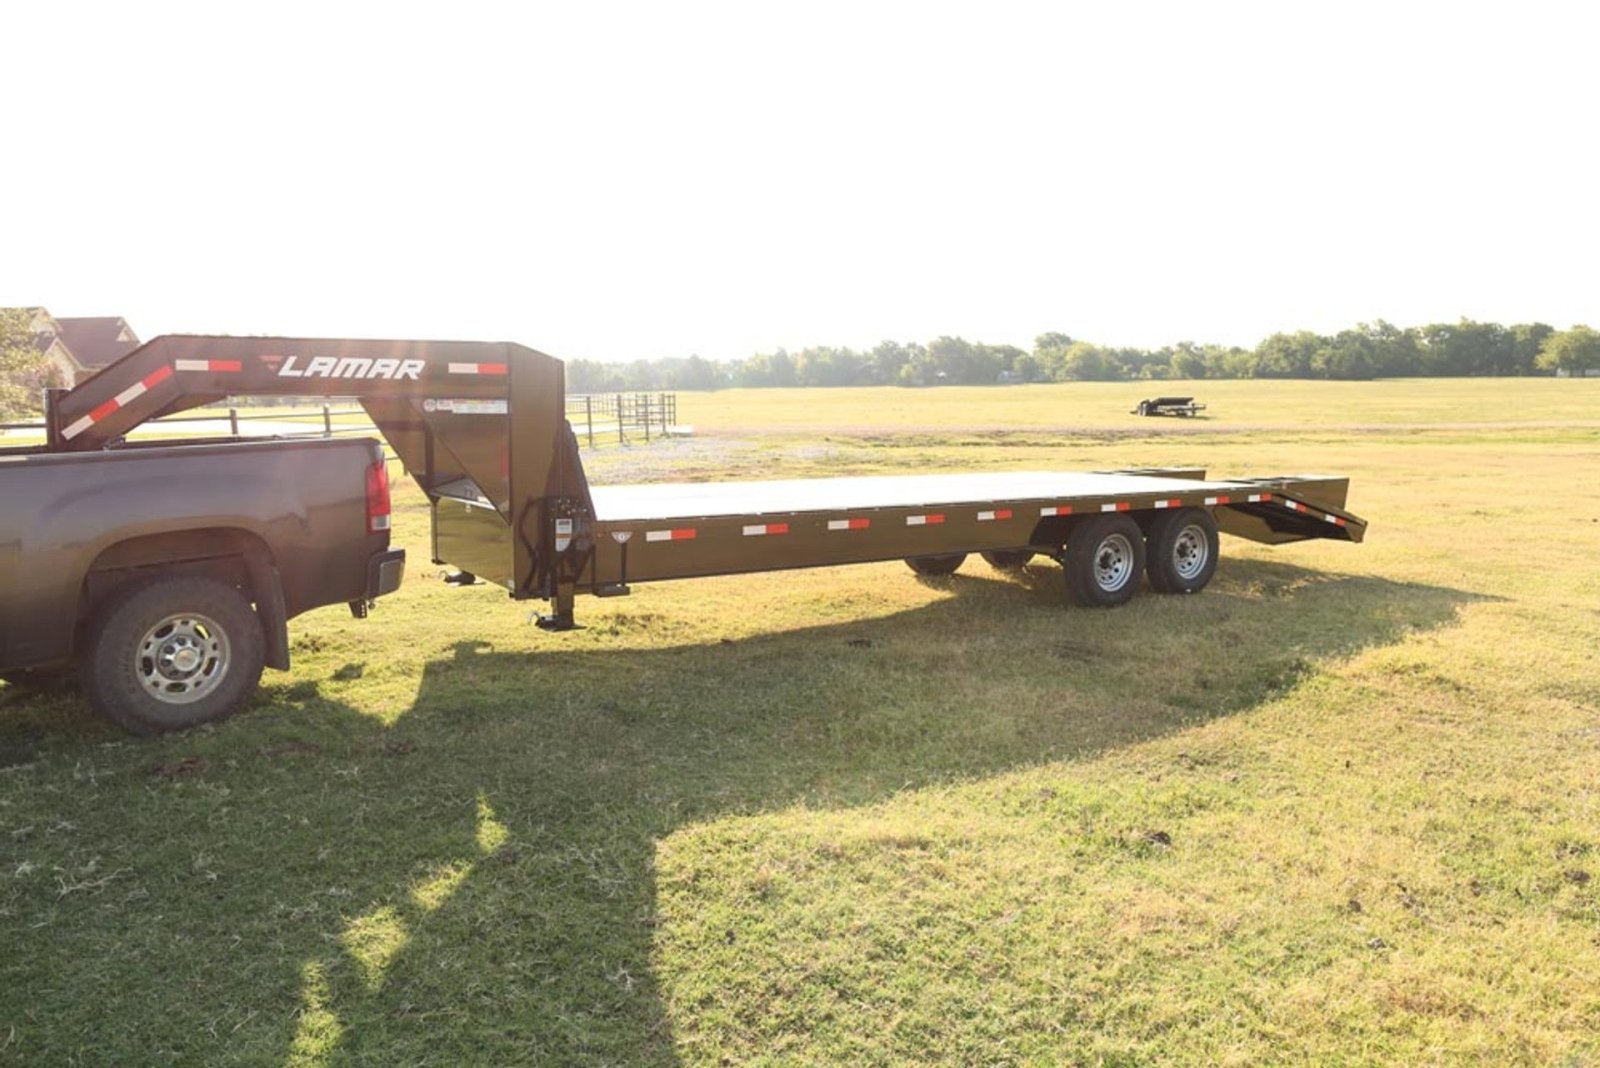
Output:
[{"xmin": 272, "ymin": 355, "xmax": 424, "ymax": 380}]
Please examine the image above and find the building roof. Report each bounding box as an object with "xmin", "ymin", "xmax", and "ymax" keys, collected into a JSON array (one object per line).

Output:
[{"xmin": 54, "ymin": 317, "xmax": 140, "ymax": 369}]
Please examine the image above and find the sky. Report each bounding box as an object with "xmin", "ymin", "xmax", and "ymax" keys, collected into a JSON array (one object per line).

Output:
[{"xmin": 5, "ymin": 1, "xmax": 1597, "ymax": 363}]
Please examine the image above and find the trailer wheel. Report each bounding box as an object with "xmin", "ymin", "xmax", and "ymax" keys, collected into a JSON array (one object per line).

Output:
[
  {"xmin": 1145, "ymin": 508, "xmax": 1219, "ymax": 594},
  {"xmin": 980, "ymin": 549, "xmax": 1035, "ymax": 571},
  {"xmin": 906, "ymin": 553, "xmax": 966, "ymax": 576},
  {"xmin": 1061, "ymin": 515, "xmax": 1146, "ymax": 607},
  {"xmin": 79, "ymin": 576, "xmax": 265, "ymax": 735}
]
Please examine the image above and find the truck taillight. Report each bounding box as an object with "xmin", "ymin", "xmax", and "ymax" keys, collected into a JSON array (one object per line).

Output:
[{"xmin": 366, "ymin": 459, "xmax": 392, "ymax": 534}]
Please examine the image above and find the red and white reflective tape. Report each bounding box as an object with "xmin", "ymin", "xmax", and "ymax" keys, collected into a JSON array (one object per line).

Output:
[
  {"xmin": 1324, "ymin": 514, "xmax": 1347, "ymax": 527},
  {"xmin": 742, "ymin": 523, "xmax": 789, "ymax": 536},
  {"xmin": 977, "ymin": 508, "xmax": 1013, "ymax": 522},
  {"xmin": 1203, "ymin": 495, "xmax": 1233, "ymax": 506},
  {"xmin": 1152, "ymin": 498, "xmax": 1183, "ymax": 509},
  {"xmin": 174, "ymin": 358, "xmax": 242, "ymax": 373},
  {"xmin": 60, "ymin": 365, "xmax": 174, "ymax": 440},
  {"xmin": 828, "ymin": 518, "xmax": 871, "ymax": 531},
  {"xmin": 906, "ymin": 513, "xmax": 945, "ymax": 526},
  {"xmin": 1100, "ymin": 502, "xmax": 1132, "ymax": 513},
  {"xmin": 1283, "ymin": 500, "xmax": 1304, "ymax": 512},
  {"xmin": 447, "ymin": 362, "xmax": 508, "ymax": 375},
  {"xmin": 1247, "ymin": 492, "xmax": 1272, "ymax": 502},
  {"xmin": 1040, "ymin": 505, "xmax": 1072, "ymax": 517},
  {"xmin": 644, "ymin": 528, "xmax": 696, "ymax": 542}
]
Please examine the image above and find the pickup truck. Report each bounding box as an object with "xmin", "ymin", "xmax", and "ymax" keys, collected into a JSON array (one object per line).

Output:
[{"xmin": 0, "ymin": 435, "xmax": 405, "ymax": 733}]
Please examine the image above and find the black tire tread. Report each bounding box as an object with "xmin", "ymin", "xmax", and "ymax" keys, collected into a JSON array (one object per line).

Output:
[
  {"xmin": 905, "ymin": 553, "xmax": 967, "ymax": 576},
  {"xmin": 1145, "ymin": 508, "xmax": 1220, "ymax": 595},
  {"xmin": 980, "ymin": 549, "xmax": 1035, "ymax": 571},
  {"xmin": 79, "ymin": 576, "xmax": 265, "ymax": 735},
  {"xmin": 1061, "ymin": 515, "xmax": 1146, "ymax": 607}
]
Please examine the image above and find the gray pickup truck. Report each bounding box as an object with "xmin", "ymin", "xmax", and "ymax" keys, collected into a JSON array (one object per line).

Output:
[{"xmin": 0, "ymin": 435, "xmax": 404, "ymax": 733}]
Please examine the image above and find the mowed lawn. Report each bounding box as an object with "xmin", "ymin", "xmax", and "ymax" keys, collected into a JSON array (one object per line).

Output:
[{"xmin": 2, "ymin": 378, "xmax": 1598, "ymax": 1065}]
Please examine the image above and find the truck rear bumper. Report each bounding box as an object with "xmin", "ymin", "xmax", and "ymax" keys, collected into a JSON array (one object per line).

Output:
[{"xmin": 366, "ymin": 549, "xmax": 406, "ymax": 598}]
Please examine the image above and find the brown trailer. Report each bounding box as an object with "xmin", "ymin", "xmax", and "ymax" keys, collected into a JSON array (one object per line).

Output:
[{"xmin": 49, "ymin": 335, "xmax": 1366, "ymax": 630}]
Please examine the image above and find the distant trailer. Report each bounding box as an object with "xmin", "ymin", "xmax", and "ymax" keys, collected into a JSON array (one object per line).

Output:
[
  {"xmin": 1133, "ymin": 396, "xmax": 1206, "ymax": 417},
  {"xmin": 49, "ymin": 336, "xmax": 1363, "ymax": 630}
]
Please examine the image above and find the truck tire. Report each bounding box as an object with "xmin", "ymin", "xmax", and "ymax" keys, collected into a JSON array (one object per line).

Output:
[
  {"xmin": 906, "ymin": 553, "xmax": 966, "ymax": 576},
  {"xmin": 980, "ymin": 549, "xmax": 1035, "ymax": 571},
  {"xmin": 1145, "ymin": 508, "xmax": 1219, "ymax": 595},
  {"xmin": 79, "ymin": 576, "xmax": 265, "ymax": 735},
  {"xmin": 1061, "ymin": 515, "xmax": 1145, "ymax": 607}
]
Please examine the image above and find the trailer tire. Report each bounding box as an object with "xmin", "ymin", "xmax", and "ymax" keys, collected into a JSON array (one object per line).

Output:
[
  {"xmin": 906, "ymin": 553, "xmax": 966, "ymax": 576},
  {"xmin": 1061, "ymin": 515, "xmax": 1146, "ymax": 607},
  {"xmin": 980, "ymin": 549, "xmax": 1035, "ymax": 571},
  {"xmin": 79, "ymin": 576, "xmax": 265, "ymax": 735},
  {"xmin": 1145, "ymin": 508, "xmax": 1219, "ymax": 595}
]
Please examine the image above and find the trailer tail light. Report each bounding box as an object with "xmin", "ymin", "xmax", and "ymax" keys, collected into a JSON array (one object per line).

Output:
[{"xmin": 366, "ymin": 459, "xmax": 392, "ymax": 533}]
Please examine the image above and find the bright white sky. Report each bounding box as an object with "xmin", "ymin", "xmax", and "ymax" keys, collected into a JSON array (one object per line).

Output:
[{"xmin": 5, "ymin": 1, "xmax": 1596, "ymax": 362}]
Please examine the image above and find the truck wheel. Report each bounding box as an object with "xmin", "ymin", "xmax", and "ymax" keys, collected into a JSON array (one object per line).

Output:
[
  {"xmin": 1062, "ymin": 515, "xmax": 1146, "ymax": 607},
  {"xmin": 980, "ymin": 549, "xmax": 1035, "ymax": 571},
  {"xmin": 1145, "ymin": 508, "xmax": 1219, "ymax": 594},
  {"xmin": 79, "ymin": 576, "xmax": 265, "ymax": 735},
  {"xmin": 906, "ymin": 553, "xmax": 966, "ymax": 576}
]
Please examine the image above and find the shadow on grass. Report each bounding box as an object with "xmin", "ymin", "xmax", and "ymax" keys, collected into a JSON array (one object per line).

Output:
[{"xmin": 0, "ymin": 560, "xmax": 1487, "ymax": 1065}]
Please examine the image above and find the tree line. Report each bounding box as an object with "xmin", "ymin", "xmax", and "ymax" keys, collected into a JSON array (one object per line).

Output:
[
  {"xmin": 568, "ymin": 319, "xmax": 1600, "ymax": 393},
  {"xmin": 4, "ymin": 313, "xmax": 1598, "ymax": 420}
]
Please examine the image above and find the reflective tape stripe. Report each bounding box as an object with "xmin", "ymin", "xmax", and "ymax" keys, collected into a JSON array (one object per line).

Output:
[
  {"xmin": 447, "ymin": 362, "xmax": 509, "ymax": 375},
  {"xmin": 906, "ymin": 514, "xmax": 945, "ymax": 526},
  {"xmin": 1040, "ymin": 505, "xmax": 1072, "ymax": 517},
  {"xmin": 175, "ymin": 359, "xmax": 242, "ymax": 372},
  {"xmin": 1246, "ymin": 493, "xmax": 1272, "ymax": 503},
  {"xmin": 977, "ymin": 509, "xmax": 1013, "ymax": 521},
  {"xmin": 828, "ymin": 518, "xmax": 871, "ymax": 531},
  {"xmin": 645, "ymin": 528, "xmax": 696, "ymax": 542},
  {"xmin": 1100, "ymin": 502, "xmax": 1131, "ymax": 512},
  {"xmin": 1152, "ymin": 498, "xmax": 1182, "ymax": 509},
  {"xmin": 59, "ymin": 365, "xmax": 173, "ymax": 439},
  {"xmin": 742, "ymin": 523, "xmax": 789, "ymax": 536},
  {"xmin": 1204, "ymin": 495, "xmax": 1233, "ymax": 506},
  {"xmin": 60, "ymin": 415, "xmax": 94, "ymax": 439}
]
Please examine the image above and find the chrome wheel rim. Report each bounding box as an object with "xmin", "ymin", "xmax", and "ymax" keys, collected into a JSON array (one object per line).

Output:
[
  {"xmin": 1094, "ymin": 533, "xmax": 1136, "ymax": 591},
  {"xmin": 1172, "ymin": 523, "xmax": 1210, "ymax": 580},
  {"xmin": 135, "ymin": 613, "xmax": 230, "ymax": 705}
]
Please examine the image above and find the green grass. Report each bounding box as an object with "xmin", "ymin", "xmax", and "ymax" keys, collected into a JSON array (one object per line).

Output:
[{"xmin": 3, "ymin": 379, "xmax": 1598, "ymax": 1065}]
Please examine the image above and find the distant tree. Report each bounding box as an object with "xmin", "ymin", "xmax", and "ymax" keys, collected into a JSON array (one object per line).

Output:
[
  {"xmin": 1057, "ymin": 341, "xmax": 1114, "ymax": 381},
  {"xmin": 1537, "ymin": 325, "xmax": 1600, "ymax": 375},
  {"xmin": 566, "ymin": 358, "xmax": 624, "ymax": 393},
  {"xmin": 1010, "ymin": 353, "xmax": 1043, "ymax": 382},
  {"xmin": 661, "ymin": 354, "xmax": 723, "ymax": 391},
  {"xmin": 869, "ymin": 340, "xmax": 914, "ymax": 385},
  {"xmin": 1415, "ymin": 319, "xmax": 1514, "ymax": 376},
  {"xmin": 1170, "ymin": 342, "xmax": 1207, "ymax": 379},
  {"xmin": 925, "ymin": 336, "xmax": 1002, "ymax": 384},
  {"xmin": 1510, "ymin": 322, "xmax": 1555, "ymax": 375},
  {"xmin": 1252, "ymin": 331, "xmax": 1322, "ymax": 377},
  {"xmin": 736, "ymin": 349, "xmax": 797, "ymax": 387},
  {"xmin": 0, "ymin": 308, "xmax": 49, "ymax": 419}
]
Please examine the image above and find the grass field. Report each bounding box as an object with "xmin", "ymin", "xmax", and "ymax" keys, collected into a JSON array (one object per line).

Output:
[{"xmin": 3, "ymin": 378, "xmax": 1598, "ymax": 1065}]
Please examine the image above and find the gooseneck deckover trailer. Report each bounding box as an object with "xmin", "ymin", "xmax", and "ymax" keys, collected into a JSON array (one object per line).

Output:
[{"xmin": 46, "ymin": 335, "xmax": 1365, "ymax": 637}]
